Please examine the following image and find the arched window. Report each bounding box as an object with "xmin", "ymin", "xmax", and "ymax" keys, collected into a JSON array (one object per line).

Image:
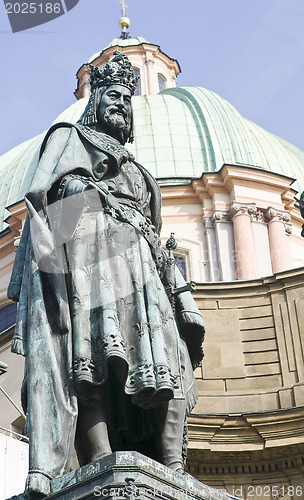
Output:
[
  {"xmin": 0, "ymin": 303, "xmax": 17, "ymax": 335},
  {"xmin": 133, "ymin": 68, "xmax": 141, "ymax": 96},
  {"xmin": 158, "ymin": 74, "xmax": 167, "ymax": 92},
  {"xmin": 176, "ymin": 256, "xmax": 187, "ymax": 280}
]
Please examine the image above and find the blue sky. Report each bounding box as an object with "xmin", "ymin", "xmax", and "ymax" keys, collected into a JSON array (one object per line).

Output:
[{"xmin": 0, "ymin": 0, "xmax": 304, "ymax": 156}]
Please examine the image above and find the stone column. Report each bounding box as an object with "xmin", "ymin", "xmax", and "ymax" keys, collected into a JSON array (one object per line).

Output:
[
  {"xmin": 266, "ymin": 207, "xmax": 292, "ymax": 273},
  {"xmin": 230, "ymin": 202, "xmax": 258, "ymax": 280}
]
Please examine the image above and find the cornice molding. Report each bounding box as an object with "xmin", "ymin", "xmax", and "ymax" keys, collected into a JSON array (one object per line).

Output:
[
  {"xmin": 193, "ymin": 266, "xmax": 304, "ymax": 295},
  {"xmin": 186, "ymin": 441, "xmax": 304, "ymax": 478},
  {"xmin": 188, "ymin": 407, "xmax": 304, "ymax": 455}
]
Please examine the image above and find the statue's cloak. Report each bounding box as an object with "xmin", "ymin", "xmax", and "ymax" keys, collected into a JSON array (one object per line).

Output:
[{"xmin": 8, "ymin": 123, "xmax": 205, "ymax": 486}]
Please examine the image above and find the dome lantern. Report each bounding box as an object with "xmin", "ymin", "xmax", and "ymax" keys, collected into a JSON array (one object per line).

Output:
[
  {"xmin": 74, "ymin": 1, "xmax": 181, "ymax": 99},
  {"xmin": 75, "ymin": 39, "xmax": 181, "ymax": 99},
  {"xmin": 119, "ymin": 0, "xmax": 131, "ymax": 39}
]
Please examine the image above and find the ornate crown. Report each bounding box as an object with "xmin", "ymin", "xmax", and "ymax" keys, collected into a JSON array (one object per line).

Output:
[{"xmin": 89, "ymin": 50, "xmax": 139, "ymax": 94}]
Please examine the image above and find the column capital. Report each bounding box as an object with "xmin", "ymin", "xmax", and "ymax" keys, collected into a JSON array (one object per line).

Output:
[
  {"xmin": 211, "ymin": 210, "xmax": 229, "ymax": 224},
  {"xmin": 265, "ymin": 207, "xmax": 291, "ymax": 223},
  {"xmin": 203, "ymin": 216, "xmax": 213, "ymax": 228},
  {"xmin": 229, "ymin": 202, "xmax": 256, "ymax": 219}
]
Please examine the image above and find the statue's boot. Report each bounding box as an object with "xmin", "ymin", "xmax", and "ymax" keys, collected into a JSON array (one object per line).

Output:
[
  {"xmin": 155, "ymin": 398, "xmax": 187, "ymax": 472},
  {"xmin": 76, "ymin": 399, "xmax": 112, "ymax": 465}
]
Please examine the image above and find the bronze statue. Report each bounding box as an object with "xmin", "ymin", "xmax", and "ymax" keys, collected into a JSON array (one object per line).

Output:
[
  {"xmin": 300, "ymin": 191, "xmax": 304, "ymax": 237},
  {"xmin": 8, "ymin": 51, "xmax": 205, "ymax": 498}
]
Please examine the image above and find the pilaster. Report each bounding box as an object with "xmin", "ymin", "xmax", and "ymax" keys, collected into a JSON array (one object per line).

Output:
[
  {"xmin": 145, "ymin": 57, "xmax": 158, "ymax": 95},
  {"xmin": 204, "ymin": 217, "xmax": 220, "ymax": 282},
  {"xmin": 211, "ymin": 210, "xmax": 236, "ymax": 281}
]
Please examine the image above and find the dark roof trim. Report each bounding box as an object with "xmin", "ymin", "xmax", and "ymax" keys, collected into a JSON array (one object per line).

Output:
[{"xmin": 0, "ymin": 226, "xmax": 10, "ymax": 238}]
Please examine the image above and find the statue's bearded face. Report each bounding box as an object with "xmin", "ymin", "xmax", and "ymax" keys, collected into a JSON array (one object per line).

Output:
[{"xmin": 96, "ymin": 84, "xmax": 132, "ymax": 144}]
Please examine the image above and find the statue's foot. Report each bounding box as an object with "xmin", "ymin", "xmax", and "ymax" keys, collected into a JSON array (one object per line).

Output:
[
  {"xmin": 166, "ymin": 461, "xmax": 185, "ymax": 474},
  {"xmin": 25, "ymin": 472, "xmax": 50, "ymax": 499},
  {"xmin": 173, "ymin": 467, "xmax": 185, "ymax": 475},
  {"xmin": 26, "ymin": 492, "xmax": 47, "ymax": 499},
  {"xmin": 91, "ymin": 451, "xmax": 112, "ymax": 462}
]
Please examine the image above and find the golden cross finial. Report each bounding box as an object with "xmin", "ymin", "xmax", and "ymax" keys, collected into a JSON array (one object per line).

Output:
[{"xmin": 120, "ymin": 0, "xmax": 127, "ymax": 17}]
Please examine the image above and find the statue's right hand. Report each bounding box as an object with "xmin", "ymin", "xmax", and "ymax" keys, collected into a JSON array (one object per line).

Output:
[
  {"xmin": 64, "ymin": 177, "xmax": 102, "ymax": 209},
  {"xmin": 64, "ymin": 177, "xmax": 88, "ymax": 197},
  {"xmin": 83, "ymin": 184, "xmax": 103, "ymax": 208},
  {"xmin": 7, "ymin": 281, "xmax": 20, "ymax": 302}
]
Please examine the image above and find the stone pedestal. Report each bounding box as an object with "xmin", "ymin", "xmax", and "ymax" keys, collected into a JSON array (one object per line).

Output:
[{"xmin": 8, "ymin": 452, "xmax": 241, "ymax": 500}]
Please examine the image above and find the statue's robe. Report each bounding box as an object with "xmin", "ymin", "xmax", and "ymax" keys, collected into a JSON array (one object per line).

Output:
[{"xmin": 8, "ymin": 123, "xmax": 205, "ymax": 495}]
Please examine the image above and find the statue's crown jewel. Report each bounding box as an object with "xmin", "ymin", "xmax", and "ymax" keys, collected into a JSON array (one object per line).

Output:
[{"xmin": 90, "ymin": 51, "xmax": 138, "ymax": 94}]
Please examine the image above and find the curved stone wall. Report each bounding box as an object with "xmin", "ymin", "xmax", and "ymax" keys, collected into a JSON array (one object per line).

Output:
[{"xmin": 188, "ymin": 268, "xmax": 304, "ymax": 496}]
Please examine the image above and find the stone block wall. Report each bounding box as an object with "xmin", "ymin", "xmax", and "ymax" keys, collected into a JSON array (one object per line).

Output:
[
  {"xmin": 187, "ymin": 267, "xmax": 304, "ymax": 495},
  {"xmin": 193, "ymin": 267, "xmax": 304, "ymax": 414}
]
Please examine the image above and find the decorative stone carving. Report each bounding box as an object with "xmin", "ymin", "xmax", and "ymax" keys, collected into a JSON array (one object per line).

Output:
[
  {"xmin": 265, "ymin": 207, "xmax": 293, "ymax": 235},
  {"xmin": 265, "ymin": 207, "xmax": 291, "ymax": 223},
  {"xmin": 211, "ymin": 210, "xmax": 230, "ymax": 224},
  {"xmin": 9, "ymin": 452, "xmax": 239, "ymax": 500},
  {"xmin": 229, "ymin": 202, "xmax": 257, "ymax": 219},
  {"xmin": 284, "ymin": 222, "xmax": 293, "ymax": 235}
]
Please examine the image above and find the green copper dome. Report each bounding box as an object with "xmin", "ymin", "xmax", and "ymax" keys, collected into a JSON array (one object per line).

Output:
[
  {"xmin": 130, "ymin": 87, "xmax": 304, "ymax": 186},
  {"xmin": 1, "ymin": 86, "xmax": 304, "ymax": 231}
]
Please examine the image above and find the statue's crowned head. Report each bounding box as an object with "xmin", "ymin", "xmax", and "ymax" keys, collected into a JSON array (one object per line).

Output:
[
  {"xmin": 90, "ymin": 51, "xmax": 138, "ymax": 94},
  {"xmin": 79, "ymin": 51, "xmax": 139, "ymax": 144}
]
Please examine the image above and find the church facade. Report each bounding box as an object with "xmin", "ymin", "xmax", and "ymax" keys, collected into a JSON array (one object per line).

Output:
[{"xmin": 1, "ymin": 31, "xmax": 304, "ymax": 499}]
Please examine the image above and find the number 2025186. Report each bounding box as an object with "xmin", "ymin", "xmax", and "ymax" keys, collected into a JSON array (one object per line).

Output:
[{"xmin": 5, "ymin": 3, "xmax": 62, "ymax": 14}]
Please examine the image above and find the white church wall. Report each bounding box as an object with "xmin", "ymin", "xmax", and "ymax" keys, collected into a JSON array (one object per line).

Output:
[
  {"xmin": 214, "ymin": 221, "xmax": 237, "ymax": 282},
  {"xmin": 0, "ymin": 343, "xmax": 25, "ymax": 430},
  {"xmin": 160, "ymin": 226, "xmax": 207, "ymax": 283},
  {"xmin": 252, "ymin": 221, "xmax": 273, "ymax": 277},
  {"xmin": 0, "ymin": 253, "xmax": 14, "ymax": 305},
  {"xmin": 0, "ymin": 432, "xmax": 28, "ymax": 500},
  {"xmin": 290, "ymin": 235, "xmax": 304, "ymax": 269},
  {"xmin": 204, "ymin": 222, "xmax": 220, "ymax": 282},
  {"xmin": 161, "ymin": 202, "xmax": 207, "ymax": 282}
]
